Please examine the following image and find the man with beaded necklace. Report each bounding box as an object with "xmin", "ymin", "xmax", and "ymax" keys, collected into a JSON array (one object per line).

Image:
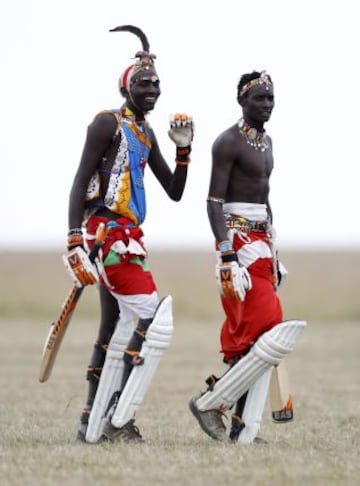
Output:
[
  {"xmin": 62, "ymin": 25, "xmax": 193, "ymax": 443},
  {"xmin": 189, "ymin": 71, "xmax": 294, "ymax": 444}
]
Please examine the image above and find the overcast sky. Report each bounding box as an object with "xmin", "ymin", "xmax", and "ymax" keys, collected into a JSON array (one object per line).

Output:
[{"xmin": 1, "ymin": 0, "xmax": 359, "ymax": 251}]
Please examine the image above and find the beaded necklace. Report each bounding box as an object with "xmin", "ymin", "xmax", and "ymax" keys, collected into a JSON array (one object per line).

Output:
[{"xmin": 238, "ymin": 118, "xmax": 269, "ymax": 152}]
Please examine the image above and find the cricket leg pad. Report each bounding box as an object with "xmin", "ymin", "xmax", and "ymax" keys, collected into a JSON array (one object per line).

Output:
[
  {"xmin": 237, "ymin": 367, "xmax": 273, "ymax": 444},
  {"xmin": 85, "ymin": 320, "xmax": 133, "ymax": 443},
  {"xmin": 196, "ymin": 320, "xmax": 306, "ymax": 411},
  {"xmin": 110, "ymin": 296, "xmax": 174, "ymax": 428}
]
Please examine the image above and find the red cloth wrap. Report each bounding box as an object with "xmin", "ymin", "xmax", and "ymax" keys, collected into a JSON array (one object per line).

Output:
[
  {"xmin": 86, "ymin": 215, "xmax": 156, "ymax": 295},
  {"xmin": 219, "ymin": 231, "xmax": 283, "ymax": 363}
]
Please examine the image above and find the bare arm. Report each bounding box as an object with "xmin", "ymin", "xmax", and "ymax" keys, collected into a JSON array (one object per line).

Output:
[
  {"xmin": 147, "ymin": 128, "xmax": 188, "ymax": 201},
  {"xmin": 266, "ymin": 198, "xmax": 273, "ymax": 223},
  {"xmin": 68, "ymin": 114, "xmax": 117, "ymax": 229},
  {"xmin": 207, "ymin": 130, "xmax": 236, "ymax": 243},
  {"xmin": 266, "ymin": 135, "xmax": 273, "ymax": 223}
]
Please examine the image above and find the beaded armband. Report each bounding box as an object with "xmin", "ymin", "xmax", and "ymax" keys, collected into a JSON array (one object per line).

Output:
[{"xmin": 207, "ymin": 196, "xmax": 225, "ymax": 204}]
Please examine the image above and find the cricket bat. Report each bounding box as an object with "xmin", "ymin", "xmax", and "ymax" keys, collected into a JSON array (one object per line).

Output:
[
  {"xmin": 269, "ymin": 361, "xmax": 294, "ymax": 423},
  {"xmin": 39, "ymin": 222, "xmax": 107, "ymax": 383}
]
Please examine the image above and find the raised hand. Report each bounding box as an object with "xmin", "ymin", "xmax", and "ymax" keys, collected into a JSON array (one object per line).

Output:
[{"xmin": 168, "ymin": 113, "xmax": 194, "ymax": 147}]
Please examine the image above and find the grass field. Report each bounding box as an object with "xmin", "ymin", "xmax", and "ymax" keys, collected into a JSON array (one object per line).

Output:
[{"xmin": 1, "ymin": 249, "xmax": 360, "ymax": 485}]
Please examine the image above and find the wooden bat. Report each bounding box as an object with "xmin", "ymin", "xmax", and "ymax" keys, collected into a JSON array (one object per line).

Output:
[
  {"xmin": 39, "ymin": 223, "xmax": 107, "ymax": 383},
  {"xmin": 269, "ymin": 361, "xmax": 294, "ymax": 423}
]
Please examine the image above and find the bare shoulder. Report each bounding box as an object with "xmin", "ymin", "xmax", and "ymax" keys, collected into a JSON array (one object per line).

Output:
[
  {"xmin": 86, "ymin": 110, "xmax": 119, "ymax": 142},
  {"xmin": 92, "ymin": 110, "xmax": 119, "ymax": 130},
  {"xmin": 212, "ymin": 124, "xmax": 238, "ymax": 155}
]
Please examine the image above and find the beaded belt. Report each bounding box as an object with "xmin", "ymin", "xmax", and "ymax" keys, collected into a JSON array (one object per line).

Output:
[{"xmin": 225, "ymin": 214, "xmax": 269, "ymax": 232}]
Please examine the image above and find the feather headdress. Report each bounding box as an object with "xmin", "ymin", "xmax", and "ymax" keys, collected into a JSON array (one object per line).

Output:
[{"xmin": 110, "ymin": 25, "xmax": 157, "ymax": 91}]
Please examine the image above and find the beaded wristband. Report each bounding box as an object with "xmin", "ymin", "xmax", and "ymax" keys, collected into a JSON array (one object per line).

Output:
[
  {"xmin": 67, "ymin": 234, "xmax": 84, "ymax": 249},
  {"xmin": 176, "ymin": 145, "xmax": 191, "ymax": 163},
  {"xmin": 218, "ymin": 240, "xmax": 233, "ymax": 253},
  {"xmin": 67, "ymin": 228, "xmax": 83, "ymax": 236}
]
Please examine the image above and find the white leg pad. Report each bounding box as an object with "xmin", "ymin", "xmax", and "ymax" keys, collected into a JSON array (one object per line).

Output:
[
  {"xmin": 111, "ymin": 296, "xmax": 174, "ymax": 428},
  {"xmin": 237, "ymin": 367, "xmax": 273, "ymax": 444},
  {"xmin": 197, "ymin": 320, "xmax": 306, "ymax": 411},
  {"xmin": 85, "ymin": 320, "xmax": 133, "ymax": 443}
]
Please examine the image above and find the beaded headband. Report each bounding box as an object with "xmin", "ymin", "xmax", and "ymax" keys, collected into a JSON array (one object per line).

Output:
[
  {"xmin": 120, "ymin": 56, "xmax": 158, "ymax": 92},
  {"xmin": 110, "ymin": 25, "xmax": 158, "ymax": 92},
  {"xmin": 239, "ymin": 71, "xmax": 272, "ymax": 98}
]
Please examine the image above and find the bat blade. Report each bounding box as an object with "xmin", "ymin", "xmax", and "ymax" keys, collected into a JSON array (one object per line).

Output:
[
  {"xmin": 270, "ymin": 362, "xmax": 294, "ymax": 423},
  {"xmin": 39, "ymin": 286, "xmax": 83, "ymax": 382},
  {"xmin": 38, "ymin": 222, "xmax": 108, "ymax": 383}
]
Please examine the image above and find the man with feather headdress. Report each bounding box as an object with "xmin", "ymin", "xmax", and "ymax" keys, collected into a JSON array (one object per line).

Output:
[{"xmin": 62, "ymin": 25, "xmax": 193, "ymax": 443}]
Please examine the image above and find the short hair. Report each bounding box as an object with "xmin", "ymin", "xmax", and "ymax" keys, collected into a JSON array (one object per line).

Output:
[{"xmin": 237, "ymin": 71, "xmax": 273, "ymax": 99}]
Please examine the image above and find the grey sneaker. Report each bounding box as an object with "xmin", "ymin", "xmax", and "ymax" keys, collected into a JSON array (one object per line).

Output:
[
  {"xmin": 102, "ymin": 418, "xmax": 144, "ymax": 443},
  {"xmin": 189, "ymin": 397, "xmax": 227, "ymax": 441}
]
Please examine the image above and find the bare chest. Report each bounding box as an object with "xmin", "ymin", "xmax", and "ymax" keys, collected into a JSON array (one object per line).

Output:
[{"xmin": 235, "ymin": 140, "xmax": 273, "ymax": 177}]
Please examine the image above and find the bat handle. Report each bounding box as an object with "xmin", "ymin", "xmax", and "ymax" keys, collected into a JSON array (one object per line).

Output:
[{"xmin": 88, "ymin": 222, "xmax": 108, "ymax": 262}]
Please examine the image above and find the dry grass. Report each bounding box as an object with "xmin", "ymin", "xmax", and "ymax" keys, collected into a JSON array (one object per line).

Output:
[{"xmin": 0, "ymin": 250, "xmax": 360, "ymax": 485}]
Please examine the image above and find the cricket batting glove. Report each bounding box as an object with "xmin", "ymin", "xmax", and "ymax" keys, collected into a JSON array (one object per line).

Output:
[
  {"xmin": 168, "ymin": 113, "xmax": 194, "ymax": 165},
  {"xmin": 62, "ymin": 246, "xmax": 99, "ymax": 288},
  {"xmin": 216, "ymin": 261, "xmax": 252, "ymax": 301}
]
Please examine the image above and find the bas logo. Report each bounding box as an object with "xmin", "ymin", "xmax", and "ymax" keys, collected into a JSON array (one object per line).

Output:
[{"xmin": 272, "ymin": 410, "xmax": 294, "ymax": 422}]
